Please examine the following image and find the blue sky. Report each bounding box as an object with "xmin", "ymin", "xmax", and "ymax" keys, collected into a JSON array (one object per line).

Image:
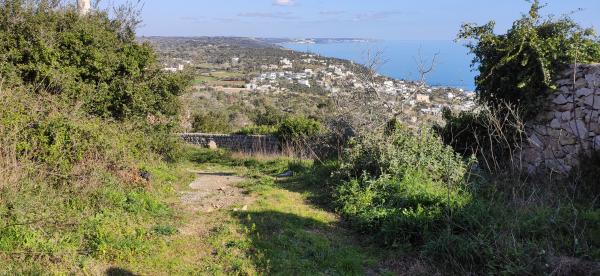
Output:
[{"xmin": 110, "ymin": 0, "xmax": 600, "ymax": 40}]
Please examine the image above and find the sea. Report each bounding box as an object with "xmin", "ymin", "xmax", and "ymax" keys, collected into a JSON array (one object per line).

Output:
[{"xmin": 281, "ymin": 40, "xmax": 477, "ymax": 91}]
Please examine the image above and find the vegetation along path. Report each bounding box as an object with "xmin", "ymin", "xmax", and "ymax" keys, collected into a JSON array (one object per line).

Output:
[{"xmin": 102, "ymin": 147, "xmax": 428, "ymax": 275}]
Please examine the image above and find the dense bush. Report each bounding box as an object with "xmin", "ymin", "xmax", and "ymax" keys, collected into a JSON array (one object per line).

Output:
[
  {"xmin": 337, "ymin": 126, "xmax": 468, "ymax": 184},
  {"xmin": 458, "ymin": 0, "xmax": 600, "ymax": 119},
  {"xmin": 0, "ymin": 0, "xmax": 191, "ymax": 120},
  {"xmin": 333, "ymin": 126, "xmax": 470, "ymax": 246},
  {"xmin": 0, "ymin": 2, "xmax": 191, "ymax": 272},
  {"xmin": 277, "ymin": 116, "xmax": 322, "ymax": 142},
  {"xmin": 572, "ymin": 151, "xmax": 600, "ymax": 203},
  {"xmin": 437, "ymin": 106, "xmax": 525, "ymax": 171},
  {"xmin": 191, "ymin": 111, "xmax": 232, "ymax": 133},
  {"xmin": 235, "ymin": 125, "xmax": 278, "ymax": 135}
]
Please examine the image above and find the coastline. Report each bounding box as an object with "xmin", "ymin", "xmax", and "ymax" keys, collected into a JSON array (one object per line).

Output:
[{"xmin": 279, "ymin": 40, "xmax": 476, "ymax": 92}]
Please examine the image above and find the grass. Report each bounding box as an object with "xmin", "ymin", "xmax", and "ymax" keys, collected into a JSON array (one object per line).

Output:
[
  {"xmin": 0, "ymin": 144, "xmax": 430, "ymax": 275},
  {"xmin": 110, "ymin": 148, "xmax": 420, "ymax": 275}
]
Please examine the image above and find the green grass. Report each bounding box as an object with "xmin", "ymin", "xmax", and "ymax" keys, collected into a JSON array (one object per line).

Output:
[
  {"xmin": 0, "ymin": 146, "xmax": 409, "ymax": 274},
  {"xmin": 177, "ymin": 148, "xmax": 380, "ymax": 275}
]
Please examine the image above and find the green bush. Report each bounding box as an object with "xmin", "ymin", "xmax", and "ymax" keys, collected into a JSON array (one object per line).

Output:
[
  {"xmin": 336, "ymin": 171, "xmax": 471, "ymax": 247},
  {"xmin": 191, "ymin": 111, "xmax": 231, "ymax": 133},
  {"xmin": 0, "ymin": 1, "xmax": 190, "ymax": 120},
  {"xmin": 338, "ymin": 126, "xmax": 469, "ymax": 185},
  {"xmin": 333, "ymin": 127, "xmax": 470, "ymax": 247},
  {"xmin": 277, "ymin": 116, "xmax": 322, "ymax": 142},
  {"xmin": 235, "ymin": 125, "xmax": 278, "ymax": 135},
  {"xmin": 458, "ymin": 0, "xmax": 600, "ymax": 120}
]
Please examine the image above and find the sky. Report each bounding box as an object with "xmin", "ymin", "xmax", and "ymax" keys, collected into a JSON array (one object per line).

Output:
[{"xmin": 103, "ymin": 0, "xmax": 600, "ymax": 40}]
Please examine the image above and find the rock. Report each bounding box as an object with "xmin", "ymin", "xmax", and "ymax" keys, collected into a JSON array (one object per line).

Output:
[
  {"xmin": 550, "ymin": 118, "xmax": 561, "ymax": 129},
  {"xmin": 595, "ymin": 136, "xmax": 600, "ymax": 149},
  {"xmin": 561, "ymin": 111, "xmax": 572, "ymax": 121},
  {"xmin": 557, "ymin": 103, "xmax": 574, "ymax": 112},
  {"xmin": 207, "ymin": 140, "xmax": 218, "ymax": 150},
  {"xmin": 241, "ymin": 205, "xmax": 248, "ymax": 211},
  {"xmin": 583, "ymin": 95, "xmax": 600, "ymax": 110},
  {"xmin": 536, "ymin": 112, "xmax": 555, "ymax": 121},
  {"xmin": 576, "ymin": 88, "xmax": 594, "ymax": 97},
  {"xmin": 559, "ymin": 135, "xmax": 577, "ymax": 146},
  {"xmin": 528, "ymin": 133, "xmax": 544, "ymax": 148},
  {"xmin": 277, "ymin": 170, "xmax": 294, "ymax": 177},
  {"xmin": 590, "ymin": 122, "xmax": 600, "ymax": 133},
  {"xmin": 139, "ymin": 170, "xmax": 152, "ymax": 182},
  {"xmin": 544, "ymin": 159, "xmax": 569, "ymax": 173},
  {"xmin": 568, "ymin": 120, "xmax": 588, "ymax": 138},
  {"xmin": 552, "ymin": 94, "xmax": 569, "ymax": 105},
  {"xmin": 585, "ymin": 73, "xmax": 599, "ymax": 87},
  {"xmin": 575, "ymin": 78, "xmax": 588, "ymax": 89}
]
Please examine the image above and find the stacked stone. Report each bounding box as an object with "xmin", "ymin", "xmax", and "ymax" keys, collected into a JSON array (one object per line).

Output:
[
  {"xmin": 521, "ymin": 64, "xmax": 600, "ymax": 174},
  {"xmin": 180, "ymin": 133, "xmax": 281, "ymax": 153}
]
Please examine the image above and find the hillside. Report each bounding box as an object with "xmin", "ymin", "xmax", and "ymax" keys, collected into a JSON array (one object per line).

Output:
[{"xmin": 1, "ymin": 1, "xmax": 600, "ymax": 275}]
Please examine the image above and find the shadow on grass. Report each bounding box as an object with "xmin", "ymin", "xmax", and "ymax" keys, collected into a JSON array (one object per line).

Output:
[
  {"xmin": 275, "ymin": 162, "xmax": 339, "ymax": 210},
  {"xmin": 232, "ymin": 210, "xmax": 366, "ymax": 275},
  {"xmin": 105, "ymin": 267, "xmax": 137, "ymax": 276}
]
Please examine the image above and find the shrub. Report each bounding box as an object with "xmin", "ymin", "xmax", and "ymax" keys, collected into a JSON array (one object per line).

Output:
[
  {"xmin": 572, "ymin": 151, "xmax": 600, "ymax": 203},
  {"xmin": 0, "ymin": 0, "xmax": 191, "ymax": 120},
  {"xmin": 338, "ymin": 126, "xmax": 469, "ymax": 185},
  {"xmin": 277, "ymin": 116, "xmax": 322, "ymax": 142},
  {"xmin": 191, "ymin": 111, "xmax": 231, "ymax": 133},
  {"xmin": 235, "ymin": 125, "xmax": 278, "ymax": 135},
  {"xmin": 457, "ymin": 0, "xmax": 600, "ymax": 120},
  {"xmin": 436, "ymin": 105, "xmax": 525, "ymax": 172},
  {"xmin": 333, "ymin": 126, "xmax": 471, "ymax": 247}
]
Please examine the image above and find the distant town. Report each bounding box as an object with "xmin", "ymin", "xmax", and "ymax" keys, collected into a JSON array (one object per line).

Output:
[{"xmin": 143, "ymin": 36, "xmax": 476, "ymax": 126}]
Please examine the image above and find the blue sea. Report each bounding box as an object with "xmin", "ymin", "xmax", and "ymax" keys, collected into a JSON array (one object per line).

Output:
[{"xmin": 281, "ymin": 40, "xmax": 477, "ymax": 91}]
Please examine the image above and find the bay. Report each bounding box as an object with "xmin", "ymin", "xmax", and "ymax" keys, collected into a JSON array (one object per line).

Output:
[{"xmin": 281, "ymin": 40, "xmax": 477, "ymax": 91}]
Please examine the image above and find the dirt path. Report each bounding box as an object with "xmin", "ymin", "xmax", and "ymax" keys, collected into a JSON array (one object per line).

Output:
[{"xmin": 179, "ymin": 171, "xmax": 253, "ymax": 213}]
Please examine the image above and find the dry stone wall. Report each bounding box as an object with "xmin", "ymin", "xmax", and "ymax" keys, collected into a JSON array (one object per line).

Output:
[
  {"xmin": 520, "ymin": 64, "xmax": 600, "ymax": 174},
  {"xmin": 180, "ymin": 133, "xmax": 281, "ymax": 153}
]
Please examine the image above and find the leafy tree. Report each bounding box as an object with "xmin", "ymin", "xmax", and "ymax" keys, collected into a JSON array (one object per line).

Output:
[{"xmin": 457, "ymin": 0, "xmax": 600, "ymax": 119}]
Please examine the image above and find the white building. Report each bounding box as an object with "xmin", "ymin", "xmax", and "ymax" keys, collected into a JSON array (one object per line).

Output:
[{"xmin": 298, "ymin": 79, "xmax": 311, "ymax": 87}]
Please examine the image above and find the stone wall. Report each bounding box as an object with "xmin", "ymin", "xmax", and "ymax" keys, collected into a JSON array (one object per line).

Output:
[
  {"xmin": 520, "ymin": 64, "xmax": 600, "ymax": 174},
  {"xmin": 180, "ymin": 133, "xmax": 281, "ymax": 153}
]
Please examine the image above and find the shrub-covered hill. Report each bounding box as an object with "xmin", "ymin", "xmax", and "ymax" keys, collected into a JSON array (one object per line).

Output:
[{"xmin": 0, "ymin": 1, "xmax": 191, "ymax": 273}]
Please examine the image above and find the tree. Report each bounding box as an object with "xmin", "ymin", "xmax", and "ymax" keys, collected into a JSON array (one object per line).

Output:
[{"xmin": 457, "ymin": 0, "xmax": 600, "ymax": 119}]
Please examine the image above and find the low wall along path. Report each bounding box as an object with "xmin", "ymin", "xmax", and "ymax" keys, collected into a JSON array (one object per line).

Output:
[{"xmin": 180, "ymin": 133, "xmax": 281, "ymax": 153}]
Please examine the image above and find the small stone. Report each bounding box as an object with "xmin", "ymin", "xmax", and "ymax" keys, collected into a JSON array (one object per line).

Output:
[
  {"xmin": 241, "ymin": 205, "xmax": 248, "ymax": 211},
  {"xmin": 207, "ymin": 140, "xmax": 218, "ymax": 150}
]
